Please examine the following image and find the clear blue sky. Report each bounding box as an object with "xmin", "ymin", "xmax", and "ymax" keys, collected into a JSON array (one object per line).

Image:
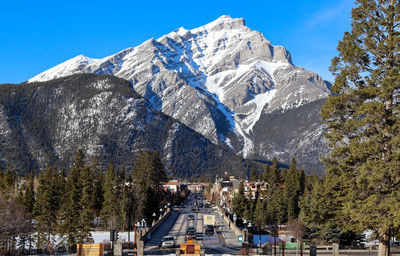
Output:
[{"xmin": 0, "ymin": 0, "xmax": 355, "ymax": 84}]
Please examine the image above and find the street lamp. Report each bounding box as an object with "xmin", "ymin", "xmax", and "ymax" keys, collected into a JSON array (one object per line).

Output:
[
  {"xmin": 267, "ymin": 224, "xmax": 278, "ymax": 256},
  {"xmin": 233, "ymin": 213, "xmax": 237, "ymax": 223},
  {"xmin": 152, "ymin": 213, "xmax": 156, "ymax": 226},
  {"xmin": 243, "ymin": 219, "xmax": 248, "ymax": 242},
  {"xmin": 248, "ymin": 222, "xmax": 252, "ymax": 245}
]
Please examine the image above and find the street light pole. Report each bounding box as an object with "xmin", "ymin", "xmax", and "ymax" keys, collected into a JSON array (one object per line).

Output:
[
  {"xmin": 243, "ymin": 219, "xmax": 248, "ymax": 243},
  {"xmin": 274, "ymin": 226, "xmax": 277, "ymax": 256}
]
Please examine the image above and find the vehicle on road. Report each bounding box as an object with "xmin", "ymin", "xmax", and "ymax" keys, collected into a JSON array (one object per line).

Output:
[
  {"xmin": 205, "ymin": 225, "xmax": 214, "ymax": 235},
  {"xmin": 186, "ymin": 227, "xmax": 197, "ymax": 240},
  {"xmin": 203, "ymin": 214, "xmax": 215, "ymax": 227},
  {"xmin": 161, "ymin": 235, "xmax": 175, "ymax": 248},
  {"xmin": 188, "ymin": 214, "xmax": 195, "ymax": 220}
]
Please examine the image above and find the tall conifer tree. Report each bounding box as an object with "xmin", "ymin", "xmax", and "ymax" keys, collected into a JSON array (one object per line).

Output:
[
  {"xmin": 61, "ymin": 150, "xmax": 85, "ymax": 249},
  {"xmin": 24, "ymin": 170, "xmax": 36, "ymax": 214},
  {"xmin": 101, "ymin": 163, "xmax": 120, "ymax": 229},
  {"xmin": 321, "ymin": 1, "xmax": 400, "ymax": 255},
  {"xmin": 232, "ymin": 182, "xmax": 247, "ymax": 218},
  {"xmin": 33, "ymin": 166, "xmax": 60, "ymax": 246}
]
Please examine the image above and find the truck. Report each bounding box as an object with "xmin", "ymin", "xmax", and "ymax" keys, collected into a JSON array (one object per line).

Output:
[{"xmin": 203, "ymin": 214, "xmax": 215, "ymax": 227}]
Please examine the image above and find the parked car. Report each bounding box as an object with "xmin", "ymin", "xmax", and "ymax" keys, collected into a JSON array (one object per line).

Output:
[
  {"xmin": 391, "ymin": 241, "xmax": 400, "ymax": 247},
  {"xmin": 205, "ymin": 225, "xmax": 214, "ymax": 235},
  {"xmin": 161, "ymin": 235, "xmax": 175, "ymax": 248},
  {"xmin": 188, "ymin": 214, "xmax": 195, "ymax": 220}
]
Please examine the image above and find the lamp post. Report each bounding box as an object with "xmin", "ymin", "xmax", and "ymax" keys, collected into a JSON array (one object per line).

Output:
[
  {"xmin": 243, "ymin": 219, "xmax": 248, "ymax": 243},
  {"xmin": 159, "ymin": 208, "xmax": 163, "ymax": 220},
  {"xmin": 141, "ymin": 218, "xmax": 146, "ymax": 228},
  {"xmin": 135, "ymin": 221, "xmax": 140, "ymax": 243},
  {"xmin": 248, "ymin": 222, "xmax": 252, "ymax": 246},
  {"xmin": 267, "ymin": 224, "xmax": 277, "ymax": 256},
  {"xmin": 152, "ymin": 213, "xmax": 156, "ymax": 226}
]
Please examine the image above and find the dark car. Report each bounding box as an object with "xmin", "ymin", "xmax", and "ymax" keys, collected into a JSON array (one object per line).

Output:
[
  {"xmin": 391, "ymin": 241, "xmax": 400, "ymax": 247},
  {"xmin": 205, "ymin": 225, "xmax": 214, "ymax": 235},
  {"xmin": 186, "ymin": 227, "xmax": 197, "ymax": 240},
  {"xmin": 188, "ymin": 214, "xmax": 195, "ymax": 220}
]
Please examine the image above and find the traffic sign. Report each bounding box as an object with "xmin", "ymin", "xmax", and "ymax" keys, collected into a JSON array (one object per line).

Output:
[{"xmin": 238, "ymin": 235, "xmax": 243, "ymax": 242}]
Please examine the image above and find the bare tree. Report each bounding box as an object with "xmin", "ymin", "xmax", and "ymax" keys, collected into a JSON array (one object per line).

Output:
[
  {"xmin": 286, "ymin": 219, "xmax": 305, "ymax": 242},
  {"xmin": 0, "ymin": 195, "xmax": 34, "ymax": 254}
]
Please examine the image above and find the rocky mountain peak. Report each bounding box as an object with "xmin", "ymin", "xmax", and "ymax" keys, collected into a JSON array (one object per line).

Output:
[
  {"xmin": 27, "ymin": 16, "xmax": 332, "ymax": 174},
  {"xmin": 201, "ymin": 15, "xmax": 246, "ymax": 31}
]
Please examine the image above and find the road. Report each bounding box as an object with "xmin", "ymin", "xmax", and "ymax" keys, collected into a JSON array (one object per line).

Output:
[{"xmin": 144, "ymin": 194, "xmax": 241, "ymax": 255}]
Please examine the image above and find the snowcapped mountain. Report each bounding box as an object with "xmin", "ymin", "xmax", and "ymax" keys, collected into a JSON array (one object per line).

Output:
[{"xmin": 29, "ymin": 15, "xmax": 331, "ymax": 174}]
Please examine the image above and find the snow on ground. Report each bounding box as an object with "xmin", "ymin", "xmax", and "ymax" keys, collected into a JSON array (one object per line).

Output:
[{"xmin": 91, "ymin": 231, "xmax": 134, "ymax": 244}]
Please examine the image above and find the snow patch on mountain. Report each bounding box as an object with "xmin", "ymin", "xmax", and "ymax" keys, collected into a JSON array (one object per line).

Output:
[{"xmin": 27, "ymin": 15, "xmax": 332, "ymax": 173}]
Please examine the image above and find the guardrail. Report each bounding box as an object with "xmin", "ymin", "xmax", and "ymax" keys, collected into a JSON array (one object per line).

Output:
[
  {"xmin": 141, "ymin": 208, "xmax": 172, "ymax": 242},
  {"xmin": 216, "ymin": 206, "xmax": 242, "ymax": 237}
]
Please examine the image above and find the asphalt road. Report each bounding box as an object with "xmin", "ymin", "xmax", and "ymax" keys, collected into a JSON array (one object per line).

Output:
[{"xmin": 144, "ymin": 194, "xmax": 240, "ymax": 255}]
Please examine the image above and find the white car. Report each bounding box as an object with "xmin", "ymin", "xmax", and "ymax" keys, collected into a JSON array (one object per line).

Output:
[{"xmin": 161, "ymin": 235, "xmax": 175, "ymax": 248}]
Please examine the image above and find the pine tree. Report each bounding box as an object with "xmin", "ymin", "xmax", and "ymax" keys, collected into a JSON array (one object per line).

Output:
[
  {"xmin": 284, "ymin": 158, "xmax": 301, "ymax": 221},
  {"xmin": 61, "ymin": 150, "xmax": 85, "ymax": 250},
  {"xmin": 321, "ymin": 1, "xmax": 400, "ymax": 255},
  {"xmin": 101, "ymin": 162, "xmax": 120, "ymax": 229},
  {"xmin": 79, "ymin": 165, "xmax": 93, "ymax": 242},
  {"xmin": 250, "ymin": 167, "xmax": 258, "ymax": 182},
  {"xmin": 24, "ymin": 171, "xmax": 35, "ymax": 214},
  {"xmin": 254, "ymin": 196, "xmax": 265, "ymax": 226},
  {"xmin": 33, "ymin": 166, "xmax": 60, "ymax": 246},
  {"xmin": 89, "ymin": 157, "xmax": 103, "ymax": 219},
  {"xmin": 132, "ymin": 151, "xmax": 167, "ymax": 223},
  {"xmin": 270, "ymin": 157, "xmax": 281, "ymax": 187},
  {"xmin": 2, "ymin": 167, "xmax": 16, "ymax": 198},
  {"xmin": 232, "ymin": 182, "xmax": 247, "ymax": 218},
  {"xmin": 121, "ymin": 181, "xmax": 135, "ymax": 231},
  {"xmin": 262, "ymin": 164, "xmax": 272, "ymax": 183}
]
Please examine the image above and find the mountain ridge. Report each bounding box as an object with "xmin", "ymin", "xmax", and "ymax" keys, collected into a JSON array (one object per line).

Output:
[{"xmin": 0, "ymin": 73, "xmax": 259, "ymax": 177}]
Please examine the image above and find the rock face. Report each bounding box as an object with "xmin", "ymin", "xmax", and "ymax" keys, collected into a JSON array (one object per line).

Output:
[
  {"xmin": 29, "ymin": 15, "xmax": 331, "ymax": 174},
  {"xmin": 0, "ymin": 74, "xmax": 254, "ymax": 177}
]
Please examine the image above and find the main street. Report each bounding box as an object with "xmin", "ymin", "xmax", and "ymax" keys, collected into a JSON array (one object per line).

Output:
[{"xmin": 144, "ymin": 194, "xmax": 241, "ymax": 255}]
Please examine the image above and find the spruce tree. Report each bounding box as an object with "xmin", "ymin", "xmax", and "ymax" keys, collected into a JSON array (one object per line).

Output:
[
  {"xmin": 254, "ymin": 196, "xmax": 265, "ymax": 226},
  {"xmin": 270, "ymin": 157, "xmax": 281, "ymax": 187},
  {"xmin": 24, "ymin": 171, "xmax": 35, "ymax": 214},
  {"xmin": 79, "ymin": 165, "xmax": 93, "ymax": 242},
  {"xmin": 284, "ymin": 158, "xmax": 301, "ymax": 221},
  {"xmin": 262, "ymin": 164, "xmax": 272, "ymax": 183},
  {"xmin": 132, "ymin": 151, "xmax": 167, "ymax": 223},
  {"xmin": 101, "ymin": 163, "xmax": 120, "ymax": 229},
  {"xmin": 33, "ymin": 166, "xmax": 60, "ymax": 246},
  {"xmin": 89, "ymin": 157, "xmax": 103, "ymax": 219},
  {"xmin": 232, "ymin": 182, "xmax": 247, "ymax": 218},
  {"xmin": 321, "ymin": 1, "xmax": 400, "ymax": 255},
  {"xmin": 61, "ymin": 150, "xmax": 85, "ymax": 250},
  {"xmin": 121, "ymin": 181, "xmax": 135, "ymax": 231},
  {"xmin": 250, "ymin": 167, "xmax": 258, "ymax": 182}
]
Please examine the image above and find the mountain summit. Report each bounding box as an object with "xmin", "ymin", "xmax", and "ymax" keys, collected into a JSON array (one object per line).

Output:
[{"xmin": 29, "ymin": 15, "xmax": 331, "ymax": 174}]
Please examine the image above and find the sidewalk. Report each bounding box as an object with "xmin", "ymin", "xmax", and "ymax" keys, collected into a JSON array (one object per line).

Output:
[{"xmin": 213, "ymin": 208, "xmax": 242, "ymax": 249}]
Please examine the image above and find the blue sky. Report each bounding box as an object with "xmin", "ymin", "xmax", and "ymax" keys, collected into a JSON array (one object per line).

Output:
[{"xmin": 0, "ymin": 0, "xmax": 355, "ymax": 84}]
